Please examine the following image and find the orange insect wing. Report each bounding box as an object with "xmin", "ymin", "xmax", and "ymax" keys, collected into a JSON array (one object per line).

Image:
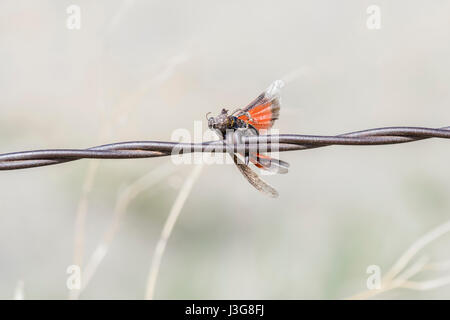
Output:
[{"xmin": 238, "ymin": 102, "xmax": 274, "ymax": 130}]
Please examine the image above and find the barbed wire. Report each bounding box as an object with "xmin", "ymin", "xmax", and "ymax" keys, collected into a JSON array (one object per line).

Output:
[{"xmin": 1, "ymin": 126, "xmax": 449, "ymax": 170}]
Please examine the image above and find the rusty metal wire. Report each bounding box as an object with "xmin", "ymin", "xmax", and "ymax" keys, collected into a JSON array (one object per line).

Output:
[{"xmin": 1, "ymin": 126, "xmax": 449, "ymax": 170}]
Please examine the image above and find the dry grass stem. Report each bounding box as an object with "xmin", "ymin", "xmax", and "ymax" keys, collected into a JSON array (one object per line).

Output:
[
  {"xmin": 349, "ymin": 219, "xmax": 450, "ymax": 299},
  {"xmin": 145, "ymin": 165, "xmax": 203, "ymax": 300}
]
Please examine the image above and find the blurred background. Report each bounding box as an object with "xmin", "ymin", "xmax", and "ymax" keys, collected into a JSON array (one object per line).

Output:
[{"xmin": 1, "ymin": 0, "xmax": 450, "ymax": 299}]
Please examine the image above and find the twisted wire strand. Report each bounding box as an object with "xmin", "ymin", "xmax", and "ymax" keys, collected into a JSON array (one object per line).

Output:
[{"xmin": 1, "ymin": 126, "xmax": 449, "ymax": 170}]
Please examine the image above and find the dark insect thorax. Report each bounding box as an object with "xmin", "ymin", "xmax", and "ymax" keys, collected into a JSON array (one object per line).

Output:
[
  {"xmin": 229, "ymin": 116, "xmax": 248, "ymax": 129},
  {"xmin": 217, "ymin": 116, "xmax": 257, "ymax": 139}
]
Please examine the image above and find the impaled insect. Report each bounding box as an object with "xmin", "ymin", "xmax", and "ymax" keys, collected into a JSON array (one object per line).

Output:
[{"xmin": 207, "ymin": 80, "xmax": 289, "ymax": 198}]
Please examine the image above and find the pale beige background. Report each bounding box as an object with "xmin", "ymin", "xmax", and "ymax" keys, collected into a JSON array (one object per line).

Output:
[{"xmin": 1, "ymin": 0, "xmax": 450, "ymax": 299}]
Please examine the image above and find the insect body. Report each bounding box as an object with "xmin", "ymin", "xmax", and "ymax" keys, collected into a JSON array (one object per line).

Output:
[
  {"xmin": 207, "ymin": 80, "xmax": 289, "ymax": 198},
  {"xmin": 207, "ymin": 109, "xmax": 253, "ymax": 138}
]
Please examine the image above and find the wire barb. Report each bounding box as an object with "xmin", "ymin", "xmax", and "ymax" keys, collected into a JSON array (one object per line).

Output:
[{"xmin": 1, "ymin": 126, "xmax": 450, "ymax": 170}]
